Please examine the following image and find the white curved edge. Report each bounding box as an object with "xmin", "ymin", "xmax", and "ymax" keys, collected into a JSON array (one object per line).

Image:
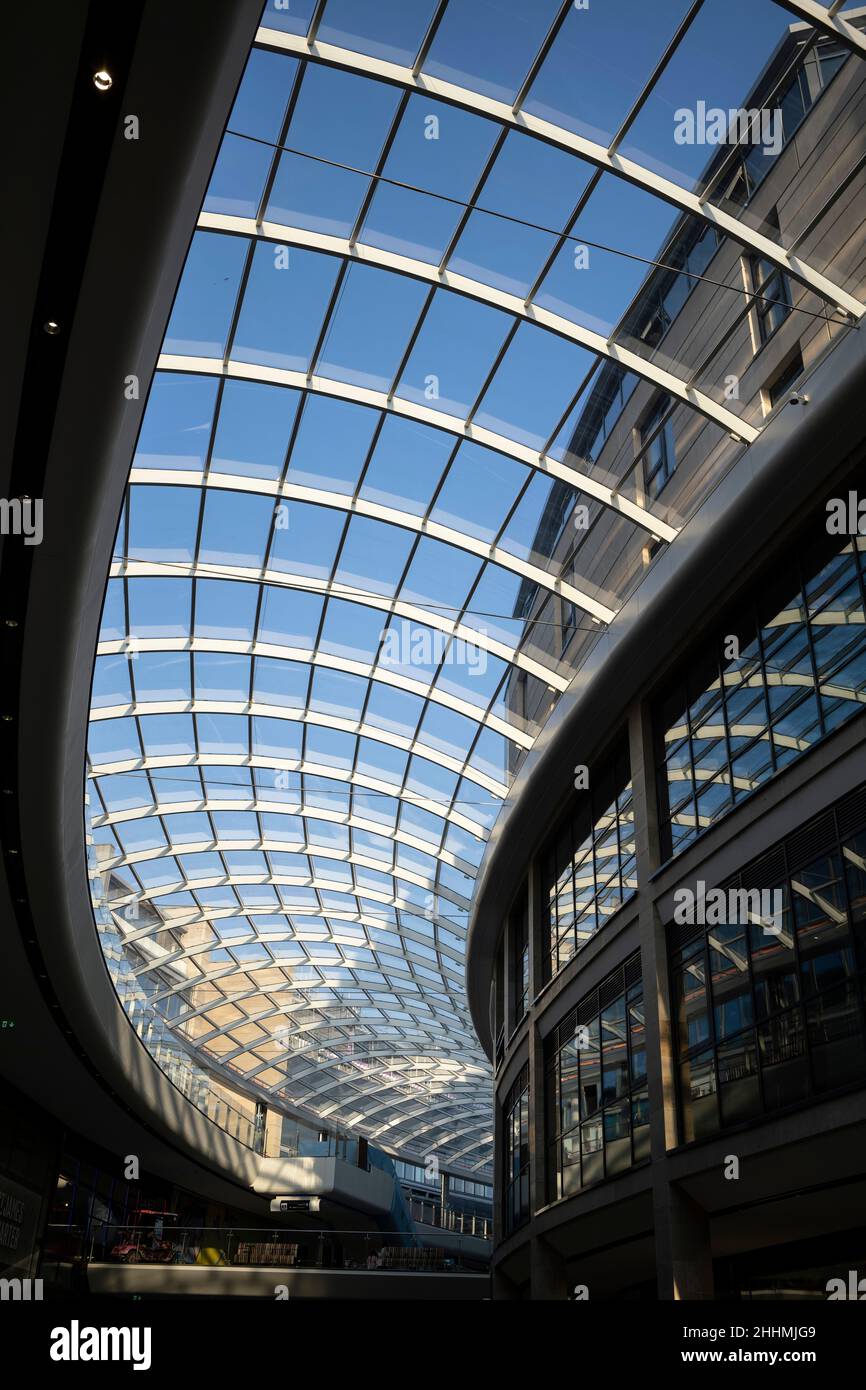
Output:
[
  {"xmin": 252, "ymin": 30, "xmax": 866, "ymax": 320},
  {"xmin": 109, "ymin": 558, "xmax": 572, "ymax": 692},
  {"xmin": 93, "ymin": 795, "xmax": 480, "ymax": 874},
  {"xmin": 88, "ymin": 751, "xmax": 492, "ymax": 839},
  {"xmin": 133, "ymin": 448, "xmax": 620, "ymax": 623},
  {"xmin": 199, "ymin": 211, "xmax": 763, "ymax": 446},
  {"xmin": 182, "ymin": 343, "xmax": 681, "ymax": 544},
  {"xmin": 779, "ymin": 0, "xmax": 866, "ymax": 59},
  {"xmin": 99, "ymin": 834, "xmax": 475, "ymax": 909},
  {"xmin": 92, "ymin": 655, "xmax": 527, "ymax": 758}
]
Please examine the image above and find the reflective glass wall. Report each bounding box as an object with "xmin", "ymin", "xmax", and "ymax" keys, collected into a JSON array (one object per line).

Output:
[
  {"xmin": 656, "ymin": 506, "xmax": 866, "ymax": 863},
  {"xmin": 544, "ymin": 955, "xmax": 647, "ymax": 1203},
  {"xmin": 541, "ymin": 741, "xmax": 636, "ymax": 981},
  {"xmin": 672, "ymin": 783, "xmax": 866, "ymax": 1142},
  {"xmin": 503, "ymin": 1063, "xmax": 529, "ymax": 1236}
]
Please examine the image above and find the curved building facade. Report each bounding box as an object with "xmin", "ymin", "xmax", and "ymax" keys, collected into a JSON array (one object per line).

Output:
[
  {"xmin": 4, "ymin": 0, "xmax": 866, "ymax": 1311},
  {"xmin": 467, "ymin": 15, "xmax": 866, "ymax": 1299}
]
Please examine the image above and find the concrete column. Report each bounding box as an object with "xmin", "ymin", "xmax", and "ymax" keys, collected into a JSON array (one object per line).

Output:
[
  {"xmin": 627, "ymin": 701, "xmax": 711, "ymax": 1296},
  {"xmin": 527, "ymin": 856, "xmax": 544, "ymax": 1004},
  {"xmin": 655, "ymin": 1182, "xmax": 714, "ymax": 1300},
  {"xmin": 529, "ymin": 1019, "xmax": 547, "ymax": 1217},
  {"xmin": 531, "ymin": 1233, "xmax": 570, "ymax": 1300},
  {"xmin": 627, "ymin": 699, "xmax": 678, "ymax": 1157},
  {"xmin": 492, "ymin": 1260, "xmax": 520, "ymax": 1300}
]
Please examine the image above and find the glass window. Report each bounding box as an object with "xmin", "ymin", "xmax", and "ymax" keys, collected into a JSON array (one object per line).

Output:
[
  {"xmin": 544, "ymin": 961, "xmax": 645, "ymax": 1203},
  {"xmin": 641, "ymin": 396, "xmax": 676, "ymax": 501},
  {"xmin": 673, "ymin": 786, "xmax": 866, "ymax": 1144}
]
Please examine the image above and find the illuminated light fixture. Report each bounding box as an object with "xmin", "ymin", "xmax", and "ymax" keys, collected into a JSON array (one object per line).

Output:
[
  {"xmin": 93, "ymin": 69, "xmax": 112, "ymax": 91},
  {"xmin": 43, "ymin": 321, "xmax": 60, "ymax": 335}
]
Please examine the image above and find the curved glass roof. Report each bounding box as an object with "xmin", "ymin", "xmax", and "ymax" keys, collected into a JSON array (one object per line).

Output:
[{"xmin": 85, "ymin": 0, "xmax": 864, "ymax": 1177}]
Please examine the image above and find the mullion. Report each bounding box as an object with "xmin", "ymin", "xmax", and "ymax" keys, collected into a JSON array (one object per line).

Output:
[
  {"xmin": 438, "ymin": 125, "xmax": 509, "ymax": 271},
  {"xmin": 465, "ymin": 317, "xmax": 521, "ymax": 428},
  {"xmin": 607, "ymin": 0, "xmax": 705, "ymax": 155},
  {"xmin": 349, "ymin": 89, "xmax": 411, "ymax": 248},
  {"xmin": 412, "ymin": 0, "xmax": 449, "ymax": 75},
  {"xmin": 540, "ymin": 353, "xmax": 603, "ymax": 456},
  {"xmin": 307, "ymin": 257, "xmax": 351, "ymax": 379},
  {"xmin": 254, "ymin": 52, "xmax": 307, "ymax": 228},
  {"xmin": 305, "ymin": 0, "xmax": 328, "ymax": 46},
  {"xmin": 511, "ymin": 0, "xmax": 573, "ymax": 117},
  {"xmin": 526, "ymin": 169, "xmax": 602, "ymax": 306}
]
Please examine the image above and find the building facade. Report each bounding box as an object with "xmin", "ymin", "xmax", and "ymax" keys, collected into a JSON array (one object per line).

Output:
[{"xmin": 468, "ymin": 14, "xmax": 866, "ymax": 1300}]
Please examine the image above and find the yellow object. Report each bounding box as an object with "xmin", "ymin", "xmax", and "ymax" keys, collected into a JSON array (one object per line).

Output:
[{"xmin": 194, "ymin": 1247, "xmax": 227, "ymax": 1266}]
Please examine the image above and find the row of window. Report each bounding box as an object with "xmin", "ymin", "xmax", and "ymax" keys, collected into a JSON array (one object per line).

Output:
[
  {"xmin": 673, "ymin": 790, "xmax": 866, "ymax": 1142},
  {"xmin": 500, "ymin": 787, "xmax": 866, "ymax": 1232},
  {"xmin": 564, "ymin": 35, "xmax": 852, "ymax": 510},
  {"xmin": 496, "ymin": 489, "xmax": 866, "ymax": 1029},
  {"xmin": 541, "ymin": 742, "xmax": 636, "ymax": 982},
  {"xmin": 545, "ymin": 958, "xmax": 647, "ymax": 1205},
  {"xmin": 503, "ymin": 1064, "xmax": 530, "ymax": 1236},
  {"xmin": 656, "ymin": 517, "xmax": 866, "ymax": 863}
]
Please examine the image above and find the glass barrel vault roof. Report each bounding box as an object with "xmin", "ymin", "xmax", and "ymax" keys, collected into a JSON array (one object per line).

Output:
[{"xmin": 84, "ymin": 0, "xmax": 865, "ymax": 1178}]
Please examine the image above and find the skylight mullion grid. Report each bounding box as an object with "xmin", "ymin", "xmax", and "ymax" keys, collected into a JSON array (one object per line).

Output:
[
  {"xmin": 525, "ymin": 167, "xmax": 603, "ymax": 306},
  {"xmin": 697, "ymin": 23, "xmax": 823, "ymax": 209},
  {"xmin": 511, "ymin": 0, "xmax": 574, "ymax": 117},
  {"xmin": 412, "ymin": 0, "xmax": 449, "ymax": 75},
  {"xmin": 252, "ymin": 26, "xmax": 866, "ymax": 319},
  {"xmin": 157, "ymin": 351, "xmax": 680, "ymax": 541},
  {"xmin": 349, "ymin": 87, "xmax": 411, "ymax": 248},
  {"xmin": 606, "ymin": 0, "xmax": 706, "ymax": 157},
  {"xmin": 437, "ymin": 125, "xmax": 509, "ymax": 272}
]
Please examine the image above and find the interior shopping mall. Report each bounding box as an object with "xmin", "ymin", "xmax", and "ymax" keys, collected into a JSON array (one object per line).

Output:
[{"xmin": 3, "ymin": 0, "xmax": 866, "ymax": 1330}]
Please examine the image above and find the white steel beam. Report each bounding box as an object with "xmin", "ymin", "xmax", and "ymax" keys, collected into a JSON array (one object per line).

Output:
[
  {"xmin": 160, "ymin": 350, "xmax": 680, "ymax": 542},
  {"xmin": 109, "ymin": 559, "xmax": 572, "ymax": 691},
  {"xmin": 128, "ymin": 459, "xmax": 618, "ymax": 622},
  {"xmin": 200, "ymin": 212, "xmax": 765, "ymax": 440},
  {"xmin": 252, "ymin": 30, "xmax": 866, "ymax": 319},
  {"xmin": 96, "ymin": 639, "xmax": 536, "ymax": 761}
]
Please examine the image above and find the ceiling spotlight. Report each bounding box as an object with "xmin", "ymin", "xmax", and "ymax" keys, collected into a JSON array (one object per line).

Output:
[
  {"xmin": 43, "ymin": 321, "xmax": 60, "ymax": 336},
  {"xmin": 93, "ymin": 69, "xmax": 113, "ymax": 91}
]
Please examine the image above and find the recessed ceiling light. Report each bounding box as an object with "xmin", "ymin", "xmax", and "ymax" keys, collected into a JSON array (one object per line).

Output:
[{"xmin": 93, "ymin": 69, "xmax": 112, "ymax": 91}]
